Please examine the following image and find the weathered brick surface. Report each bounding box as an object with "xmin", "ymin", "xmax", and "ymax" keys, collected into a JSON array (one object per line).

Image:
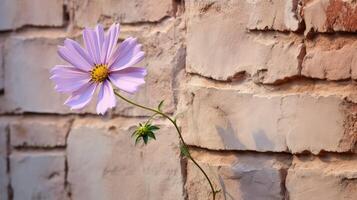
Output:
[
  {"xmin": 67, "ymin": 117, "xmax": 184, "ymax": 200},
  {"xmin": 302, "ymin": 36, "xmax": 357, "ymax": 80},
  {"xmin": 10, "ymin": 152, "xmax": 66, "ymax": 200},
  {"xmin": 0, "ymin": 32, "xmax": 74, "ymax": 114},
  {"xmin": 186, "ymin": 149, "xmax": 291, "ymax": 200},
  {"xmin": 247, "ymin": 0, "xmax": 301, "ymax": 31},
  {"xmin": 0, "ymin": 0, "xmax": 64, "ymax": 31},
  {"xmin": 286, "ymin": 154, "xmax": 357, "ymax": 200},
  {"xmin": 181, "ymin": 82, "xmax": 356, "ymax": 154},
  {"xmin": 186, "ymin": 0, "xmax": 304, "ymax": 83},
  {"xmin": 10, "ymin": 116, "xmax": 72, "ymax": 147},
  {"xmin": 74, "ymin": 0, "xmax": 174, "ymax": 27},
  {"xmin": 304, "ymin": 0, "xmax": 357, "ymax": 34},
  {"xmin": 1, "ymin": 0, "xmax": 357, "ymax": 199}
]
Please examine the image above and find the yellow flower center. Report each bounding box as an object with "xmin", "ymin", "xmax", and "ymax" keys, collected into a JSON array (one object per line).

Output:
[{"xmin": 91, "ymin": 64, "xmax": 109, "ymax": 83}]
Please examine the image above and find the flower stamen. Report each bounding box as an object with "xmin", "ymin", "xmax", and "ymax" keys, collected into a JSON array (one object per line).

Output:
[{"xmin": 91, "ymin": 64, "xmax": 109, "ymax": 83}]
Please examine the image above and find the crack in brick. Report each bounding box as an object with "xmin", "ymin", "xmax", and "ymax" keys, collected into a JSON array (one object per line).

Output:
[
  {"xmin": 64, "ymin": 118, "xmax": 74, "ymax": 200},
  {"xmin": 5, "ymin": 124, "xmax": 13, "ymax": 200}
]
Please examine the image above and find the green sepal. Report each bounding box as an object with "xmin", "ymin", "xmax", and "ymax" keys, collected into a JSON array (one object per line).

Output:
[
  {"xmin": 149, "ymin": 125, "xmax": 160, "ymax": 131},
  {"xmin": 147, "ymin": 131, "xmax": 156, "ymax": 140},
  {"xmin": 143, "ymin": 135, "xmax": 149, "ymax": 144},
  {"xmin": 132, "ymin": 122, "xmax": 160, "ymax": 145}
]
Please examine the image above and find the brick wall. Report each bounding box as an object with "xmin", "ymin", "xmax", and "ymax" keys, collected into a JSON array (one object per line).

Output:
[{"xmin": 0, "ymin": 0, "xmax": 356, "ymax": 200}]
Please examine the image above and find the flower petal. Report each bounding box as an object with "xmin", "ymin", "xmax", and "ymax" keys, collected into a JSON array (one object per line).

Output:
[
  {"xmin": 109, "ymin": 37, "xmax": 145, "ymax": 71},
  {"xmin": 58, "ymin": 45, "xmax": 92, "ymax": 71},
  {"xmin": 83, "ymin": 28, "xmax": 101, "ymax": 64},
  {"xmin": 63, "ymin": 39, "xmax": 94, "ymax": 71},
  {"xmin": 109, "ymin": 67, "xmax": 147, "ymax": 94},
  {"xmin": 101, "ymin": 23, "xmax": 120, "ymax": 64},
  {"xmin": 50, "ymin": 65, "xmax": 88, "ymax": 76},
  {"xmin": 96, "ymin": 24, "xmax": 105, "ymax": 50},
  {"xmin": 65, "ymin": 83, "xmax": 97, "ymax": 109},
  {"xmin": 50, "ymin": 65, "xmax": 91, "ymax": 93},
  {"xmin": 96, "ymin": 80, "xmax": 116, "ymax": 114},
  {"xmin": 108, "ymin": 37, "xmax": 133, "ymax": 66}
]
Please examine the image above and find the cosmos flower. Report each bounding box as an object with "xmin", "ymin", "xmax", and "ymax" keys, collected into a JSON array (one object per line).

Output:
[{"xmin": 50, "ymin": 23, "xmax": 147, "ymax": 114}]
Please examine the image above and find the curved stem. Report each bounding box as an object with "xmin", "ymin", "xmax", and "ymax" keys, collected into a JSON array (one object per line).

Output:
[
  {"xmin": 145, "ymin": 113, "xmax": 159, "ymax": 125},
  {"xmin": 114, "ymin": 90, "xmax": 217, "ymax": 200}
]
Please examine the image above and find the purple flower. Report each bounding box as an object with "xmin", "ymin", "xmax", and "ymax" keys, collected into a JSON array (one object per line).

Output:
[{"xmin": 50, "ymin": 23, "xmax": 147, "ymax": 114}]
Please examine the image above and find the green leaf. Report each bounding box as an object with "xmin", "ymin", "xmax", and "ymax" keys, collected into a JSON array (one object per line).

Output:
[
  {"xmin": 180, "ymin": 144, "xmax": 190, "ymax": 157},
  {"xmin": 147, "ymin": 131, "xmax": 156, "ymax": 140},
  {"xmin": 158, "ymin": 100, "xmax": 164, "ymax": 111},
  {"xmin": 143, "ymin": 135, "xmax": 149, "ymax": 144},
  {"xmin": 149, "ymin": 125, "xmax": 160, "ymax": 131}
]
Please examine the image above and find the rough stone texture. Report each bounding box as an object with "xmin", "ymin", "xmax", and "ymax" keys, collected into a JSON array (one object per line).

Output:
[
  {"xmin": 10, "ymin": 152, "xmax": 66, "ymax": 200},
  {"xmin": 304, "ymin": 0, "xmax": 357, "ymax": 34},
  {"xmin": 0, "ymin": 0, "xmax": 64, "ymax": 31},
  {"xmin": 302, "ymin": 35, "xmax": 357, "ymax": 80},
  {"xmin": 286, "ymin": 154, "xmax": 357, "ymax": 200},
  {"xmin": 74, "ymin": 0, "xmax": 173, "ymax": 27},
  {"xmin": 247, "ymin": 0, "xmax": 301, "ymax": 31},
  {"xmin": 1, "ymin": 0, "xmax": 357, "ymax": 199},
  {"xmin": 113, "ymin": 19, "xmax": 185, "ymax": 116},
  {"xmin": 186, "ymin": 149, "xmax": 291, "ymax": 200},
  {"xmin": 186, "ymin": 0, "xmax": 304, "ymax": 83},
  {"xmin": 0, "ymin": 32, "xmax": 75, "ymax": 114},
  {"xmin": 181, "ymin": 83, "xmax": 355, "ymax": 154},
  {"xmin": 0, "ymin": 120, "xmax": 8, "ymax": 200},
  {"xmin": 10, "ymin": 116, "xmax": 72, "ymax": 147},
  {"xmin": 67, "ymin": 117, "xmax": 184, "ymax": 200}
]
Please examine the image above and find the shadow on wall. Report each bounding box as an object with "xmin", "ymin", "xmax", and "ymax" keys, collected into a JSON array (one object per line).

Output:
[{"xmin": 216, "ymin": 121, "xmax": 275, "ymax": 151}]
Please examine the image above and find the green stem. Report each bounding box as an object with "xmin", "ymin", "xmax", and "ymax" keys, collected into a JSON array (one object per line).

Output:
[
  {"xmin": 145, "ymin": 113, "xmax": 159, "ymax": 125},
  {"xmin": 114, "ymin": 90, "xmax": 217, "ymax": 200}
]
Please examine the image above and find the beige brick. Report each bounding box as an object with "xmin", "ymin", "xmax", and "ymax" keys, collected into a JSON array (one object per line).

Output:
[
  {"xmin": 186, "ymin": 149, "xmax": 291, "ymax": 200},
  {"xmin": 0, "ymin": 0, "xmax": 64, "ymax": 31},
  {"xmin": 304, "ymin": 0, "xmax": 357, "ymax": 34},
  {"xmin": 10, "ymin": 116, "xmax": 72, "ymax": 147},
  {"xmin": 247, "ymin": 0, "xmax": 301, "ymax": 31},
  {"xmin": 186, "ymin": 0, "xmax": 303, "ymax": 83},
  {"xmin": 181, "ymin": 83, "xmax": 355, "ymax": 154},
  {"xmin": 10, "ymin": 152, "xmax": 66, "ymax": 200},
  {"xmin": 0, "ymin": 32, "xmax": 75, "ymax": 114},
  {"xmin": 67, "ymin": 117, "xmax": 184, "ymax": 200},
  {"xmin": 302, "ymin": 36, "xmax": 357, "ymax": 80},
  {"xmin": 74, "ymin": 0, "xmax": 173, "ymax": 27},
  {"xmin": 286, "ymin": 154, "xmax": 357, "ymax": 200}
]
